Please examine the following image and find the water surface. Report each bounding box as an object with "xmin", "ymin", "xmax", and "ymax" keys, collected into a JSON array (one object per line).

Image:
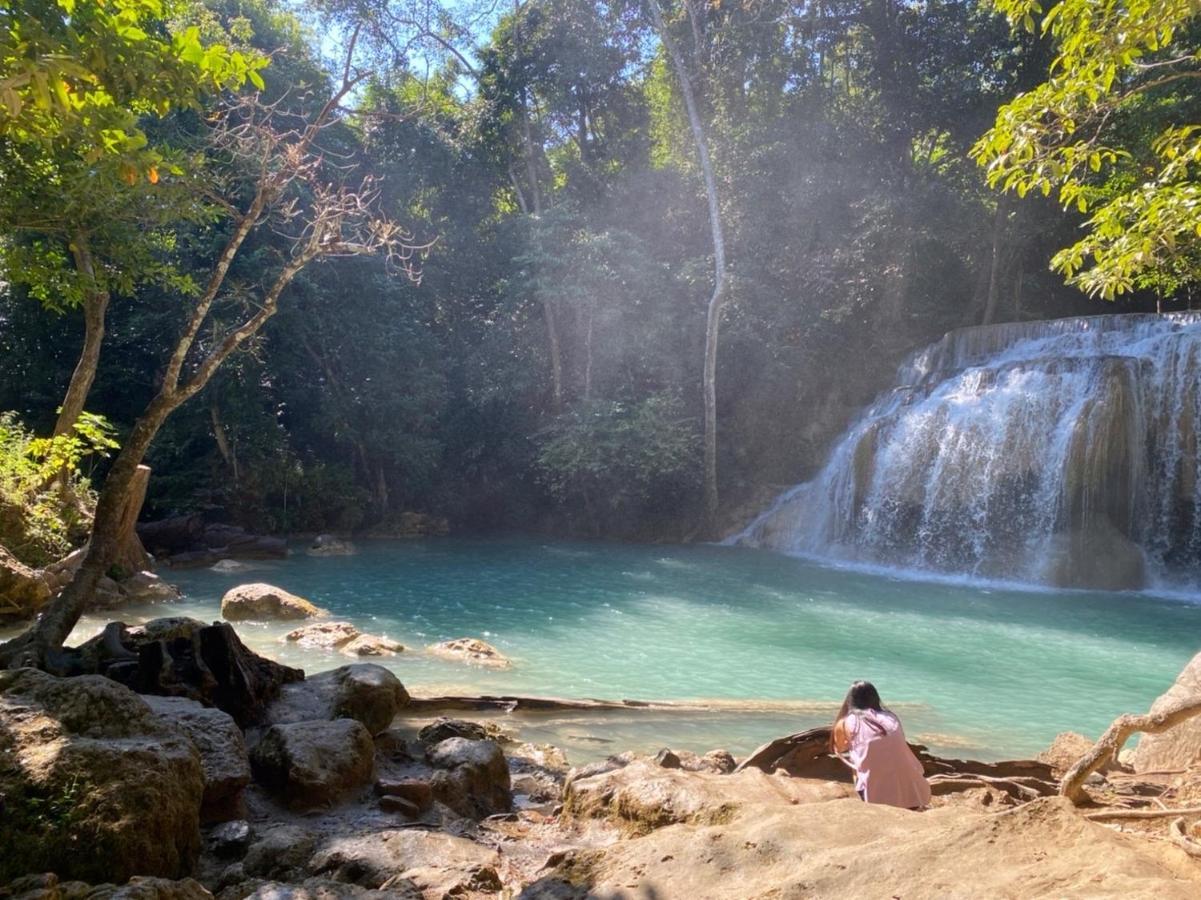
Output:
[{"xmin": 45, "ymin": 537, "xmax": 1201, "ymax": 763}]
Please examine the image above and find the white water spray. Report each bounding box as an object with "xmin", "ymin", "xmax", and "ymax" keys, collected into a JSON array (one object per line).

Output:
[{"xmin": 734, "ymin": 314, "xmax": 1201, "ymax": 591}]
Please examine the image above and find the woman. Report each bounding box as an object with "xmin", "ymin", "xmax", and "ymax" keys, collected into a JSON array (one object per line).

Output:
[{"xmin": 830, "ymin": 680, "xmax": 930, "ymax": 809}]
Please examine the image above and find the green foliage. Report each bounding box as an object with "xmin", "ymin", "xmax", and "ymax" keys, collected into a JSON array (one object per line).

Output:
[
  {"xmin": 536, "ymin": 393, "xmax": 700, "ymax": 533},
  {"xmin": 0, "ymin": 411, "xmax": 114, "ymax": 564},
  {"xmin": 974, "ymin": 0, "xmax": 1201, "ymax": 298}
]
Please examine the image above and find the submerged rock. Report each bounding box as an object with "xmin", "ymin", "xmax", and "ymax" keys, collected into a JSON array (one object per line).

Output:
[
  {"xmin": 121, "ymin": 571, "xmax": 182, "ymax": 604},
  {"xmin": 306, "ymin": 535, "xmax": 357, "ymax": 557},
  {"xmin": 427, "ymin": 637, "xmax": 510, "ymax": 669},
  {"xmin": 221, "ymin": 583, "xmax": 325, "ymax": 621},
  {"xmin": 267, "ymin": 664, "xmax": 409, "ymax": 735},
  {"xmin": 0, "ymin": 669, "xmax": 204, "ymax": 883},
  {"xmin": 250, "ymin": 720, "xmax": 375, "ymax": 810},
  {"xmin": 339, "ymin": 635, "xmax": 403, "ymax": 657}
]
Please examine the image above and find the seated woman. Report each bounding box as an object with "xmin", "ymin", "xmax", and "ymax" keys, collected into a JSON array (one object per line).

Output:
[{"xmin": 830, "ymin": 680, "xmax": 931, "ymax": 809}]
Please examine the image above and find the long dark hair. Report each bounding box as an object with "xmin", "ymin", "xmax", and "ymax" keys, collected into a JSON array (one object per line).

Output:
[{"xmin": 829, "ymin": 680, "xmax": 887, "ymax": 752}]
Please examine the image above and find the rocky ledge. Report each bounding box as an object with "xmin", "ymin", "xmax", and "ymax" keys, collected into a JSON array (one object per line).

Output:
[{"xmin": 4, "ymin": 621, "xmax": 1201, "ymax": 899}]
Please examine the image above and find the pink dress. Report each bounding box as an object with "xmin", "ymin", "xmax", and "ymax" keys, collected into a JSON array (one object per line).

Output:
[{"xmin": 844, "ymin": 709, "xmax": 931, "ymax": 809}]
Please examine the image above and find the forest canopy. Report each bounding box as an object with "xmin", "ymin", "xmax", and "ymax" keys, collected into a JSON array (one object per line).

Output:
[{"xmin": 1, "ymin": 0, "xmax": 1197, "ymax": 550}]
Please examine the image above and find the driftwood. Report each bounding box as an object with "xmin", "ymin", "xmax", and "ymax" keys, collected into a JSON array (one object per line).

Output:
[{"xmin": 1060, "ymin": 696, "xmax": 1201, "ymax": 804}]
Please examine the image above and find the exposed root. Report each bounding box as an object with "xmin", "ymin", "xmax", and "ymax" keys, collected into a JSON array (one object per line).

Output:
[
  {"xmin": 1170, "ymin": 818, "xmax": 1201, "ymax": 859},
  {"xmin": 1085, "ymin": 806, "xmax": 1201, "ymax": 821}
]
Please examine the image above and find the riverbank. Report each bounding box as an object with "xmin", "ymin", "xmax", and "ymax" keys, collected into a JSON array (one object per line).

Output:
[{"xmin": 3, "ymin": 616, "xmax": 1201, "ymax": 899}]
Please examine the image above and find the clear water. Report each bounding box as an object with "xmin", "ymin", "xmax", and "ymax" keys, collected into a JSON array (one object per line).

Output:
[{"xmin": 34, "ymin": 537, "xmax": 1201, "ymax": 764}]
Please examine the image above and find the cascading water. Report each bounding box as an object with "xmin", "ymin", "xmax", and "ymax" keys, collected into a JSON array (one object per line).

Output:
[{"xmin": 733, "ymin": 313, "xmax": 1201, "ymax": 592}]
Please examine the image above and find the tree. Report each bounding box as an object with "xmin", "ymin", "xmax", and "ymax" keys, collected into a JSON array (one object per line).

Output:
[
  {"xmin": 646, "ymin": 0, "xmax": 728, "ymax": 532},
  {"xmin": 0, "ymin": 42, "xmax": 424, "ymax": 669},
  {"xmin": 973, "ymin": 0, "xmax": 1201, "ymax": 299}
]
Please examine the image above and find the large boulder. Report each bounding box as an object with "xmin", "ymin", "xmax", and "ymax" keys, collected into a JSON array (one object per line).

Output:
[
  {"xmin": 242, "ymin": 826, "xmax": 318, "ymax": 881},
  {"xmin": 1133, "ymin": 649, "xmax": 1201, "ymax": 773},
  {"xmin": 120, "ymin": 572, "xmax": 181, "ymax": 604},
  {"xmin": 426, "ymin": 738, "xmax": 512, "ymax": 819},
  {"xmin": 221, "ymin": 584, "xmax": 324, "ymax": 622},
  {"xmin": 143, "ymin": 696, "xmax": 250, "ymax": 822},
  {"xmin": 564, "ymin": 757, "xmax": 851, "ymax": 836},
  {"xmin": 308, "ymin": 830, "xmax": 501, "ymax": 895},
  {"xmin": 426, "ymin": 637, "xmax": 510, "ymax": 669},
  {"xmin": 249, "ymin": 720, "xmax": 375, "ymax": 810},
  {"xmin": 266, "ymin": 665, "xmax": 408, "ymax": 735},
  {"xmin": 0, "ymin": 669, "xmax": 204, "ymax": 883},
  {"xmin": 0, "ymin": 544, "xmax": 50, "ymax": 620}
]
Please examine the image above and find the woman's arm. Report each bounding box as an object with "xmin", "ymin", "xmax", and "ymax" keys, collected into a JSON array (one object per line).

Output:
[{"xmin": 832, "ymin": 716, "xmax": 852, "ymax": 753}]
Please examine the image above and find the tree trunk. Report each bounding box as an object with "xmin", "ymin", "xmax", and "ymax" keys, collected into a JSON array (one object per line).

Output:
[
  {"xmin": 112, "ymin": 464, "xmax": 153, "ymax": 576},
  {"xmin": 649, "ymin": 0, "xmax": 729, "ymax": 533},
  {"xmin": 981, "ymin": 196, "xmax": 1009, "ymax": 326},
  {"xmin": 210, "ymin": 401, "xmax": 238, "ymax": 481},
  {"xmin": 54, "ymin": 229, "xmax": 110, "ymax": 439}
]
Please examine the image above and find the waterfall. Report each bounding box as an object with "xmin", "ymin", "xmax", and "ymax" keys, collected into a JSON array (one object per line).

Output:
[{"xmin": 734, "ymin": 313, "xmax": 1201, "ymax": 591}]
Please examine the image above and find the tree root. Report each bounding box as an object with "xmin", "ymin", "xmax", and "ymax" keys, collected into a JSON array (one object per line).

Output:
[
  {"xmin": 1170, "ymin": 818, "xmax": 1201, "ymax": 859},
  {"xmin": 1085, "ymin": 807, "xmax": 1201, "ymax": 821},
  {"xmin": 1061, "ymin": 696, "xmax": 1201, "ymax": 805}
]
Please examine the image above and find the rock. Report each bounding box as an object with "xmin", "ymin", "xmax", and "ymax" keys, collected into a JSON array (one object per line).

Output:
[
  {"xmin": 426, "ymin": 637, "xmax": 510, "ymax": 669},
  {"xmin": 416, "ymin": 718, "xmax": 489, "ymax": 745},
  {"xmin": 564, "ymin": 758, "xmax": 852, "ymax": 836},
  {"xmin": 378, "ymin": 796, "xmax": 419, "ymax": 818},
  {"xmin": 137, "ymin": 515, "xmax": 206, "ymax": 557},
  {"xmin": 92, "ymin": 575, "xmax": 125, "ymax": 610},
  {"xmin": 101, "ymin": 619, "xmax": 304, "ymax": 727},
  {"xmin": 1044, "ymin": 521, "xmax": 1146, "ymax": 591},
  {"xmin": 40, "ymin": 547, "xmax": 85, "ymax": 596},
  {"xmin": 1133, "ymin": 649, "xmax": 1201, "ymax": 773},
  {"xmin": 0, "ymin": 669, "xmax": 204, "ymax": 883},
  {"xmin": 210, "ymin": 560, "xmax": 253, "ymax": 574},
  {"xmin": 1038, "ymin": 731, "xmax": 1112, "ymax": 776},
  {"xmin": 509, "ymin": 742, "xmax": 570, "ymax": 774},
  {"xmin": 267, "ymin": 665, "xmax": 408, "ymax": 736},
  {"xmin": 306, "ymin": 535, "xmax": 357, "ymax": 557},
  {"xmin": 374, "ymin": 779, "xmax": 434, "ymax": 813},
  {"xmin": 143, "ymin": 696, "xmax": 250, "ymax": 822},
  {"xmin": 208, "ymin": 821, "xmax": 253, "ymax": 860},
  {"xmin": 243, "ymin": 880, "xmax": 418, "ymax": 900},
  {"xmin": 284, "ymin": 622, "xmax": 360, "ymax": 650},
  {"xmin": 654, "ymin": 748, "xmax": 682, "ymax": 769},
  {"xmin": 105, "ymin": 878, "xmax": 213, "ymax": 900},
  {"xmin": 138, "ymin": 517, "xmax": 286, "ymax": 563},
  {"xmin": 426, "ymin": 738, "xmax": 511, "ymax": 819},
  {"xmin": 541, "ymin": 796, "xmax": 1200, "ymax": 899},
  {"xmin": 250, "ymin": 720, "xmax": 375, "ymax": 810},
  {"xmin": 243, "ymin": 826, "xmax": 316, "ymax": 880},
  {"xmin": 121, "ymin": 571, "xmax": 181, "ymax": 604},
  {"xmin": 221, "ymin": 584, "xmax": 324, "ymax": 622},
  {"xmin": 308, "ymin": 830, "xmax": 500, "ymax": 896},
  {"xmin": 339, "ymin": 635, "xmax": 403, "ymax": 657},
  {"xmin": 365, "ymin": 513, "xmax": 449, "ymax": 539},
  {"xmin": 695, "ymin": 749, "xmax": 737, "ymax": 774}
]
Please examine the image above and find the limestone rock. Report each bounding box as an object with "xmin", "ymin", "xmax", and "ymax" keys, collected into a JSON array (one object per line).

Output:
[
  {"xmin": 426, "ymin": 637, "xmax": 510, "ymax": 669},
  {"xmin": 539, "ymin": 796, "xmax": 1200, "ymax": 899},
  {"xmin": 426, "ymin": 738, "xmax": 512, "ymax": 819},
  {"xmin": 564, "ymin": 757, "xmax": 852, "ymax": 836},
  {"xmin": 416, "ymin": 718, "xmax": 489, "ymax": 745},
  {"xmin": 0, "ymin": 669, "xmax": 204, "ymax": 883},
  {"xmin": 374, "ymin": 779, "xmax": 434, "ymax": 813},
  {"xmin": 242, "ymin": 826, "xmax": 317, "ymax": 880},
  {"xmin": 284, "ymin": 622, "xmax": 360, "ymax": 651},
  {"xmin": 338, "ymin": 635, "xmax": 403, "ymax": 657},
  {"xmin": 1133, "ymin": 649, "xmax": 1201, "ymax": 773},
  {"xmin": 143, "ymin": 696, "xmax": 250, "ymax": 822},
  {"xmin": 308, "ymin": 830, "xmax": 501, "ymax": 895},
  {"xmin": 267, "ymin": 665, "xmax": 408, "ymax": 736},
  {"xmin": 1038, "ymin": 731, "xmax": 1115, "ymax": 776},
  {"xmin": 207, "ymin": 821, "xmax": 253, "ymax": 860},
  {"xmin": 306, "ymin": 535, "xmax": 357, "ymax": 557},
  {"xmin": 243, "ymin": 879, "xmax": 418, "ymax": 900},
  {"xmin": 221, "ymin": 583, "xmax": 324, "ymax": 621},
  {"xmin": 0, "ymin": 544, "xmax": 51, "ymax": 619},
  {"xmin": 250, "ymin": 720, "xmax": 375, "ymax": 810},
  {"xmin": 121, "ymin": 571, "xmax": 181, "ymax": 604}
]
